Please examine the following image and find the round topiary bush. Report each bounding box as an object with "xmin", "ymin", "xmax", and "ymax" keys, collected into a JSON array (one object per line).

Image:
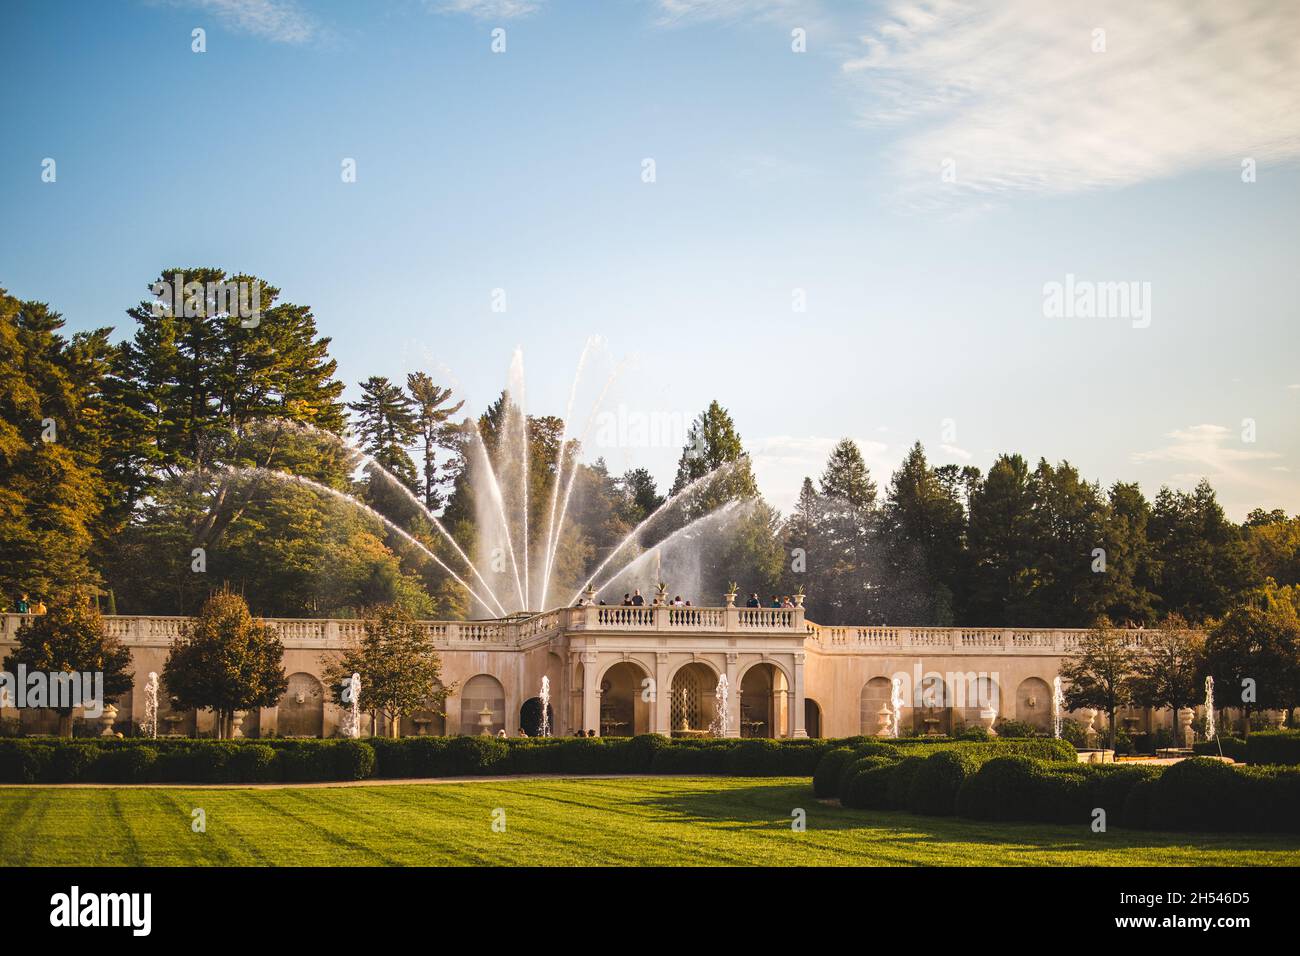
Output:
[
  {"xmin": 1120, "ymin": 777, "xmax": 1157, "ymax": 830},
  {"xmin": 907, "ymin": 749, "xmax": 979, "ymax": 815},
  {"xmin": 955, "ymin": 755, "xmax": 1042, "ymax": 821},
  {"xmin": 1154, "ymin": 757, "xmax": 1243, "ymax": 831},
  {"xmin": 886, "ymin": 756, "xmax": 926, "ymax": 809},
  {"xmin": 813, "ymin": 747, "xmax": 855, "ymax": 797},
  {"xmin": 842, "ymin": 758, "xmax": 899, "ymax": 809}
]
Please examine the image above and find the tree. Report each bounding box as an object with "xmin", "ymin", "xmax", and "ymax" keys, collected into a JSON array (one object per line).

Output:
[
  {"xmin": 617, "ymin": 467, "xmax": 664, "ymax": 525},
  {"xmin": 349, "ymin": 376, "xmax": 419, "ymax": 490},
  {"xmin": 321, "ymin": 604, "xmax": 452, "ymax": 737},
  {"xmin": 162, "ymin": 590, "xmax": 288, "ymax": 738},
  {"xmin": 1148, "ymin": 481, "xmax": 1257, "ymax": 622},
  {"xmin": 0, "ymin": 290, "xmax": 112, "ymax": 606},
  {"xmin": 1204, "ymin": 582, "xmax": 1300, "ymax": 734},
  {"xmin": 966, "ymin": 453, "xmax": 1036, "ymax": 625},
  {"xmin": 1244, "ymin": 513, "xmax": 1300, "ymax": 588},
  {"xmin": 1059, "ymin": 621, "xmax": 1140, "ymax": 749},
  {"xmin": 1128, "ymin": 613, "xmax": 1205, "ymax": 717},
  {"xmin": 405, "ymin": 372, "xmax": 463, "ymax": 511},
  {"xmin": 669, "ymin": 400, "xmax": 759, "ymax": 515},
  {"xmin": 2, "ymin": 600, "xmax": 133, "ymax": 736}
]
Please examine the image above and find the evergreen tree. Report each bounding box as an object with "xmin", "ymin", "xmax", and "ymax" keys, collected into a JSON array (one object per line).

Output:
[
  {"xmin": 966, "ymin": 453, "xmax": 1036, "ymax": 624},
  {"xmin": 1149, "ymin": 481, "xmax": 1257, "ymax": 622},
  {"xmin": 349, "ymin": 376, "xmax": 419, "ymax": 490},
  {"xmin": 405, "ymin": 372, "xmax": 463, "ymax": 511},
  {"xmin": 670, "ymin": 400, "xmax": 758, "ymax": 517}
]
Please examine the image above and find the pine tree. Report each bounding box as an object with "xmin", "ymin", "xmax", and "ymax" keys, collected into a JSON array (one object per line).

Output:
[
  {"xmin": 405, "ymin": 372, "xmax": 463, "ymax": 511},
  {"xmin": 349, "ymin": 376, "xmax": 419, "ymax": 490},
  {"xmin": 670, "ymin": 400, "xmax": 758, "ymax": 517}
]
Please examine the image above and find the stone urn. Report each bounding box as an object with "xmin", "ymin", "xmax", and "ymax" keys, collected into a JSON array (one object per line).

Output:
[
  {"xmin": 99, "ymin": 704, "xmax": 118, "ymax": 737},
  {"xmin": 876, "ymin": 702, "xmax": 894, "ymax": 736},
  {"xmin": 478, "ymin": 704, "xmax": 495, "ymax": 736},
  {"xmin": 724, "ymin": 591, "xmax": 737, "ymax": 608},
  {"xmin": 230, "ymin": 711, "xmax": 245, "ymax": 739},
  {"xmin": 1177, "ymin": 707, "xmax": 1195, "ymax": 748},
  {"xmin": 793, "ymin": 591, "xmax": 805, "ymax": 609},
  {"xmin": 1082, "ymin": 708, "xmax": 1099, "ymax": 749},
  {"xmin": 1271, "ymin": 709, "xmax": 1287, "ymax": 731},
  {"xmin": 978, "ymin": 705, "xmax": 998, "ymax": 735}
]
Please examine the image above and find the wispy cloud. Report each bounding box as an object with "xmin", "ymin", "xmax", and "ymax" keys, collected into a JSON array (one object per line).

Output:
[
  {"xmin": 431, "ymin": 0, "xmax": 544, "ymax": 19},
  {"xmin": 180, "ymin": 0, "xmax": 318, "ymax": 44},
  {"xmin": 1132, "ymin": 423, "xmax": 1283, "ymax": 488},
  {"xmin": 844, "ymin": 0, "xmax": 1300, "ymax": 203}
]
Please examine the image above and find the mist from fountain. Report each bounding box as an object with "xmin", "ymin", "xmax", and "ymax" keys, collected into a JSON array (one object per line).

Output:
[
  {"xmin": 143, "ymin": 672, "xmax": 159, "ymax": 739},
  {"xmin": 568, "ymin": 459, "xmax": 745, "ymax": 605},
  {"xmin": 344, "ymin": 672, "xmax": 361, "ymax": 739},
  {"xmin": 589, "ymin": 500, "xmax": 747, "ymax": 602},
  {"xmin": 890, "ymin": 676, "xmax": 905, "ymax": 739},
  {"xmin": 219, "ymin": 466, "xmax": 501, "ymax": 612}
]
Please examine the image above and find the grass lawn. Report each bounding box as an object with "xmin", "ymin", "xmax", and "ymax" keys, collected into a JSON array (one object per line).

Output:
[{"xmin": 2, "ymin": 776, "xmax": 1297, "ymax": 866}]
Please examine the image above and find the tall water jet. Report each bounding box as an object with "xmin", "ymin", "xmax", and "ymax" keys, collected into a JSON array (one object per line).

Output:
[
  {"xmin": 343, "ymin": 672, "xmax": 361, "ymax": 739},
  {"xmin": 1204, "ymin": 675, "xmax": 1216, "ymax": 740},
  {"xmin": 710, "ymin": 675, "xmax": 730, "ymax": 738},
  {"xmin": 1052, "ymin": 676, "xmax": 1066, "ymax": 740},
  {"xmin": 539, "ymin": 675, "xmax": 551, "ymax": 738},
  {"xmin": 143, "ymin": 672, "xmax": 159, "ymax": 739},
  {"xmin": 569, "ymin": 460, "xmax": 744, "ymax": 605},
  {"xmin": 222, "ymin": 466, "xmax": 502, "ymax": 613},
  {"xmin": 890, "ymin": 676, "xmax": 906, "ymax": 739}
]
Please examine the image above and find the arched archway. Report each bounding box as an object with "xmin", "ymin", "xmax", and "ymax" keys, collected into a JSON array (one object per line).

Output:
[
  {"xmin": 915, "ymin": 673, "xmax": 950, "ymax": 736},
  {"xmin": 669, "ymin": 661, "xmax": 718, "ymax": 735},
  {"xmin": 739, "ymin": 662, "xmax": 789, "ymax": 738},
  {"xmin": 861, "ymin": 676, "xmax": 893, "ymax": 735},
  {"xmin": 1016, "ymin": 677, "xmax": 1052, "ymax": 732},
  {"xmin": 460, "ymin": 674, "xmax": 506, "ymax": 735},
  {"xmin": 279, "ymin": 673, "xmax": 324, "ymax": 737},
  {"xmin": 519, "ymin": 697, "xmax": 555, "ymax": 737},
  {"xmin": 401, "ymin": 680, "xmax": 447, "ymax": 737},
  {"xmin": 804, "ymin": 698, "xmax": 822, "ymax": 738},
  {"xmin": 599, "ymin": 660, "xmax": 651, "ymax": 736}
]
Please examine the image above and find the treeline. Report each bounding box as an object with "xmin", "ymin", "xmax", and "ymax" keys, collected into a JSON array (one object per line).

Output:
[{"xmin": 2, "ymin": 271, "xmax": 1297, "ymax": 626}]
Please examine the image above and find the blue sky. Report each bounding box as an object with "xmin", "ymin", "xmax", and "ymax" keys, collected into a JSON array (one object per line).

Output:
[{"xmin": 2, "ymin": 0, "xmax": 1298, "ymax": 518}]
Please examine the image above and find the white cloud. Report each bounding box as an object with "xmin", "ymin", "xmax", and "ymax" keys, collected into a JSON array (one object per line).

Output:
[
  {"xmin": 183, "ymin": 0, "xmax": 317, "ymax": 44},
  {"xmin": 843, "ymin": 0, "xmax": 1300, "ymax": 202},
  {"xmin": 432, "ymin": 0, "xmax": 543, "ymax": 19},
  {"xmin": 1132, "ymin": 423, "xmax": 1282, "ymax": 482}
]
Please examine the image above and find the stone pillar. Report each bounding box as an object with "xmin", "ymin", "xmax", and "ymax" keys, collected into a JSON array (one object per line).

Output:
[
  {"xmin": 791, "ymin": 653, "xmax": 808, "ymax": 738},
  {"xmin": 725, "ymin": 655, "xmax": 740, "ymax": 738},
  {"xmin": 581, "ymin": 651, "xmax": 600, "ymax": 735},
  {"xmin": 653, "ymin": 652, "xmax": 671, "ymax": 736}
]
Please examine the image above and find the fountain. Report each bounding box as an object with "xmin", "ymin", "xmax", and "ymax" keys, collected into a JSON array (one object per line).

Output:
[
  {"xmin": 1052, "ymin": 675, "xmax": 1065, "ymax": 739},
  {"xmin": 890, "ymin": 676, "xmax": 905, "ymax": 738},
  {"xmin": 709, "ymin": 675, "xmax": 730, "ymax": 738},
  {"xmin": 539, "ymin": 675, "xmax": 551, "ymax": 738},
  {"xmin": 1204, "ymin": 675, "xmax": 1216, "ymax": 741},
  {"xmin": 143, "ymin": 671, "xmax": 159, "ymax": 739},
  {"xmin": 342, "ymin": 672, "xmax": 361, "ymax": 739}
]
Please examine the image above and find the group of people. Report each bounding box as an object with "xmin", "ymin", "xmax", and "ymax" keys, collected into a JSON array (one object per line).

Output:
[
  {"xmin": 572, "ymin": 588, "xmax": 798, "ymax": 609},
  {"xmin": 745, "ymin": 593, "xmax": 797, "ymax": 609},
  {"xmin": 12, "ymin": 593, "xmax": 47, "ymax": 615}
]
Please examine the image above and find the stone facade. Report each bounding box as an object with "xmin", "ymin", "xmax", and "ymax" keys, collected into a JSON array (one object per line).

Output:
[{"xmin": 0, "ymin": 608, "xmax": 1197, "ymax": 739}]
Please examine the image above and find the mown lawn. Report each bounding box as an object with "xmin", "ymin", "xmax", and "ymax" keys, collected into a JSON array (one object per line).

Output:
[{"xmin": 2, "ymin": 776, "xmax": 1297, "ymax": 866}]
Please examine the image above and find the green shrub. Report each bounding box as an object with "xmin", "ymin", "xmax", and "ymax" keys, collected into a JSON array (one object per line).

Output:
[
  {"xmin": 993, "ymin": 719, "xmax": 1040, "ymax": 738},
  {"xmin": 1245, "ymin": 731, "xmax": 1300, "ymax": 766},
  {"xmin": 955, "ymin": 756, "xmax": 1042, "ymax": 821},
  {"xmin": 907, "ymin": 750, "xmax": 979, "ymax": 816},
  {"xmin": 1154, "ymin": 757, "xmax": 1243, "ymax": 831},
  {"xmin": 1120, "ymin": 777, "xmax": 1157, "ymax": 829},
  {"xmin": 230, "ymin": 744, "xmax": 278, "ymax": 783},
  {"xmin": 1192, "ymin": 737, "xmax": 1247, "ymax": 761},
  {"xmin": 886, "ymin": 756, "xmax": 926, "ymax": 809},
  {"xmin": 627, "ymin": 733, "xmax": 670, "ymax": 773},
  {"xmin": 813, "ymin": 747, "xmax": 854, "ymax": 797},
  {"xmin": 333, "ymin": 740, "xmax": 376, "ymax": 780},
  {"xmin": 446, "ymin": 735, "xmax": 508, "ymax": 775},
  {"xmin": 97, "ymin": 745, "xmax": 158, "ymax": 783},
  {"xmin": 955, "ymin": 725, "xmax": 992, "ymax": 742},
  {"xmin": 50, "ymin": 744, "xmax": 97, "ymax": 783},
  {"xmin": 842, "ymin": 758, "xmax": 899, "ymax": 809}
]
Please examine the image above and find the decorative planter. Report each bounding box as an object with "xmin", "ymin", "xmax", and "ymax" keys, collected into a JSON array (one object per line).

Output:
[
  {"xmin": 724, "ymin": 593, "xmax": 737, "ymax": 608},
  {"xmin": 979, "ymin": 705, "xmax": 997, "ymax": 734},
  {"xmin": 793, "ymin": 593, "xmax": 805, "ymax": 608},
  {"xmin": 875, "ymin": 702, "xmax": 893, "ymax": 736},
  {"xmin": 1177, "ymin": 707, "xmax": 1195, "ymax": 748},
  {"xmin": 99, "ymin": 704, "xmax": 118, "ymax": 737}
]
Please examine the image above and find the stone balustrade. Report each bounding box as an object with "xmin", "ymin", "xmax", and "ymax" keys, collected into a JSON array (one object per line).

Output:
[{"xmin": 803, "ymin": 623, "xmax": 1165, "ymax": 655}]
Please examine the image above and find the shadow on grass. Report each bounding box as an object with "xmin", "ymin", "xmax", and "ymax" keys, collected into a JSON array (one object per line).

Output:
[{"xmin": 634, "ymin": 780, "xmax": 1300, "ymax": 857}]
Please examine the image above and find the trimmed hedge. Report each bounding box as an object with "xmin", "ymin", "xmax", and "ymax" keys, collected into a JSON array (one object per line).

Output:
[
  {"xmin": 1244, "ymin": 731, "xmax": 1300, "ymax": 766},
  {"xmin": 842, "ymin": 756, "xmax": 900, "ymax": 809},
  {"xmin": 906, "ymin": 749, "xmax": 980, "ymax": 815},
  {"xmin": 0, "ymin": 734, "xmax": 836, "ymax": 785}
]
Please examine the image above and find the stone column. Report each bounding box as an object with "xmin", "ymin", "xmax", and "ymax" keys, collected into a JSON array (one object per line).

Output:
[
  {"xmin": 725, "ymin": 654, "xmax": 740, "ymax": 738},
  {"xmin": 791, "ymin": 653, "xmax": 808, "ymax": 738},
  {"xmin": 653, "ymin": 652, "xmax": 671, "ymax": 736},
  {"xmin": 581, "ymin": 651, "xmax": 600, "ymax": 735}
]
